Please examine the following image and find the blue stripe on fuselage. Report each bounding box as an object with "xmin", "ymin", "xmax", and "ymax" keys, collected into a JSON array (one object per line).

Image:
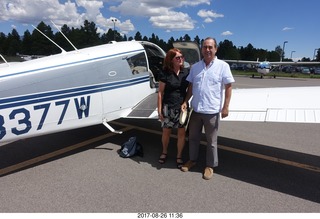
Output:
[{"xmin": 0, "ymin": 76, "xmax": 149, "ymax": 110}]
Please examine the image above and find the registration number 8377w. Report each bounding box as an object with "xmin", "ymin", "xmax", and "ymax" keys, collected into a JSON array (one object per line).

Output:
[{"xmin": 0, "ymin": 96, "xmax": 91, "ymax": 140}]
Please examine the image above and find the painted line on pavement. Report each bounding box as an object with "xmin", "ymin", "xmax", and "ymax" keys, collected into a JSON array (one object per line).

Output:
[
  {"xmin": 113, "ymin": 121, "xmax": 320, "ymax": 173},
  {"xmin": 2, "ymin": 120, "xmax": 319, "ymax": 176}
]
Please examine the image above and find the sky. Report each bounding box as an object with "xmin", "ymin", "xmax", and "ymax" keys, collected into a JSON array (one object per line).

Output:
[{"xmin": 0, "ymin": 0, "xmax": 319, "ymax": 60}]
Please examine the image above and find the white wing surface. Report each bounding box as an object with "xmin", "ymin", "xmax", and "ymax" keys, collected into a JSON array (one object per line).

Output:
[
  {"xmin": 126, "ymin": 87, "xmax": 320, "ymax": 123},
  {"xmin": 225, "ymin": 86, "xmax": 320, "ymax": 123}
]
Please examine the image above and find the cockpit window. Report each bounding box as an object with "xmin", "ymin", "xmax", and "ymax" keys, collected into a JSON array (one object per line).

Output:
[{"xmin": 127, "ymin": 52, "xmax": 148, "ymax": 74}]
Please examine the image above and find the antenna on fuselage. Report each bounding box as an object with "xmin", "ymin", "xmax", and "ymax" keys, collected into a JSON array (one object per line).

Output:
[
  {"xmin": 0, "ymin": 54, "xmax": 8, "ymax": 63},
  {"xmin": 51, "ymin": 20, "xmax": 78, "ymax": 51},
  {"xmin": 32, "ymin": 25, "xmax": 67, "ymax": 53},
  {"xmin": 0, "ymin": 54, "xmax": 9, "ymax": 66}
]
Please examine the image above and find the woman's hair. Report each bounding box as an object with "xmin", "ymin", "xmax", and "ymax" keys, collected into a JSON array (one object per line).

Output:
[{"xmin": 163, "ymin": 48, "xmax": 184, "ymax": 72}]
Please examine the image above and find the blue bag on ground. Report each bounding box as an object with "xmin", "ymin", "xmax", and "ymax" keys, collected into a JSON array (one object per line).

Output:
[{"xmin": 119, "ymin": 136, "xmax": 143, "ymax": 158}]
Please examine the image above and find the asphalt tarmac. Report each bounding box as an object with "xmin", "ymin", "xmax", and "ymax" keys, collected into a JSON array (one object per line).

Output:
[{"xmin": 0, "ymin": 75, "xmax": 320, "ymax": 214}]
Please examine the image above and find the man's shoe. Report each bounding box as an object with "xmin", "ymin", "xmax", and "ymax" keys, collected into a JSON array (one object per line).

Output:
[
  {"xmin": 181, "ymin": 160, "xmax": 196, "ymax": 172},
  {"xmin": 203, "ymin": 167, "xmax": 214, "ymax": 180}
]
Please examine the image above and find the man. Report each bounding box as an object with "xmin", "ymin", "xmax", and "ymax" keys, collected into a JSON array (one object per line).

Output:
[{"xmin": 181, "ymin": 37, "xmax": 235, "ymax": 180}]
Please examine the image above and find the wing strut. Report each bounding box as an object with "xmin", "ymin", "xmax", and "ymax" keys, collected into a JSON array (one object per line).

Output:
[{"xmin": 103, "ymin": 119, "xmax": 123, "ymax": 134}]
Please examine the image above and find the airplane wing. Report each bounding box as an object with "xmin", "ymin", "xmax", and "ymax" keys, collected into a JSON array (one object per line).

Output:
[
  {"xmin": 224, "ymin": 59, "xmax": 259, "ymax": 64},
  {"xmin": 224, "ymin": 59, "xmax": 320, "ymax": 66},
  {"xmin": 125, "ymin": 86, "xmax": 320, "ymax": 124},
  {"xmin": 224, "ymin": 86, "xmax": 320, "ymax": 123},
  {"xmin": 265, "ymin": 61, "xmax": 320, "ymax": 65},
  {"xmin": 125, "ymin": 93, "xmax": 158, "ymax": 119}
]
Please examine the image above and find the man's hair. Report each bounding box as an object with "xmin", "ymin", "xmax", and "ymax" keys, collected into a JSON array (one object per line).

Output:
[{"xmin": 202, "ymin": 37, "xmax": 217, "ymax": 49}]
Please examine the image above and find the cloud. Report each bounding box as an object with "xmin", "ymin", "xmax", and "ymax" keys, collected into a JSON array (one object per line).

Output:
[
  {"xmin": 197, "ymin": 9, "xmax": 224, "ymax": 23},
  {"xmin": 180, "ymin": 0, "xmax": 211, "ymax": 7},
  {"xmin": 221, "ymin": 31, "xmax": 233, "ymax": 36},
  {"xmin": 204, "ymin": 18, "xmax": 213, "ymax": 23},
  {"xmin": 149, "ymin": 11, "xmax": 194, "ymax": 31},
  {"xmin": 1, "ymin": 0, "xmax": 80, "ymax": 26},
  {"xmin": 0, "ymin": 0, "xmax": 210, "ymax": 35},
  {"xmin": 110, "ymin": 0, "xmax": 210, "ymax": 31},
  {"xmin": 110, "ymin": 0, "xmax": 211, "ymax": 15},
  {"xmin": 282, "ymin": 27, "xmax": 294, "ymax": 31},
  {"xmin": 0, "ymin": 0, "xmax": 134, "ymax": 34}
]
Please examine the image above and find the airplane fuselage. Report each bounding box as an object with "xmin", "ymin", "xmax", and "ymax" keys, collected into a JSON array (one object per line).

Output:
[
  {"xmin": 257, "ymin": 61, "xmax": 270, "ymax": 75},
  {"xmin": 0, "ymin": 41, "xmax": 163, "ymax": 145}
]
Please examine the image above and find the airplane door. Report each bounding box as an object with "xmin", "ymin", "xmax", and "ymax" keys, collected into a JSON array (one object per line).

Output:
[
  {"xmin": 172, "ymin": 41, "xmax": 201, "ymax": 66},
  {"xmin": 100, "ymin": 49, "xmax": 155, "ymax": 121}
]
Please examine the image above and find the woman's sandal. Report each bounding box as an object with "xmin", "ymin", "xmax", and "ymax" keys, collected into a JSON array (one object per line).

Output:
[
  {"xmin": 176, "ymin": 158, "xmax": 184, "ymax": 169},
  {"xmin": 158, "ymin": 153, "xmax": 167, "ymax": 164}
]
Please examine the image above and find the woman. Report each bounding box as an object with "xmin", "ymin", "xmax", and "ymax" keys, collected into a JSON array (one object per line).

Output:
[{"xmin": 157, "ymin": 48, "xmax": 189, "ymax": 169}]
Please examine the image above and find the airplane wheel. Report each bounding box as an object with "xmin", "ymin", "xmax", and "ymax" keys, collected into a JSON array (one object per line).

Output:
[
  {"xmin": 252, "ymin": 74, "xmax": 254, "ymax": 78},
  {"xmin": 260, "ymin": 75, "xmax": 263, "ymax": 79},
  {"xmin": 273, "ymin": 74, "xmax": 276, "ymax": 78}
]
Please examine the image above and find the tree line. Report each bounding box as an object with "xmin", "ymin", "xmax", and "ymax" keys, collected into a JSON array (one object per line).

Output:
[{"xmin": 0, "ymin": 20, "xmax": 319, "ymax": 62}]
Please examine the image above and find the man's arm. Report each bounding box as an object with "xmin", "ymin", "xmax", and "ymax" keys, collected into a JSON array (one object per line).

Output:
[{"xmin": 221, "ymin": 83, "xmax": 232, "ymax": 118}]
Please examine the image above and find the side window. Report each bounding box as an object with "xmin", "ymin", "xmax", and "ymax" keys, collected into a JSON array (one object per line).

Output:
[{"xmin": 127, "ymin": 52, "xmax": 148, "ymax": 75}]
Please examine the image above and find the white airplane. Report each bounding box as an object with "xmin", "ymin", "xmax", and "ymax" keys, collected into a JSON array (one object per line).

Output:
[
  {"xmin": 224, "ymin": 59, "xmax": 320, "ymax": 78},
  {"xmin": 0, "ymin": 36, "xmax": 168, "ymax": 146},
  {"xmin": 1, "ymin": 35, "xmax": 320, "ymax": 147}
]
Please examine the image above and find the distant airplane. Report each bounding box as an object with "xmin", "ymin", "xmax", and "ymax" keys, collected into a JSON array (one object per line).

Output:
[
  {"xmin": 1, "ymin": 34, "xmax": 320, "ymax": 146},
  {"xmin": 224, "ymin": 59, "xmax": 320, "ymax": 78}
]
